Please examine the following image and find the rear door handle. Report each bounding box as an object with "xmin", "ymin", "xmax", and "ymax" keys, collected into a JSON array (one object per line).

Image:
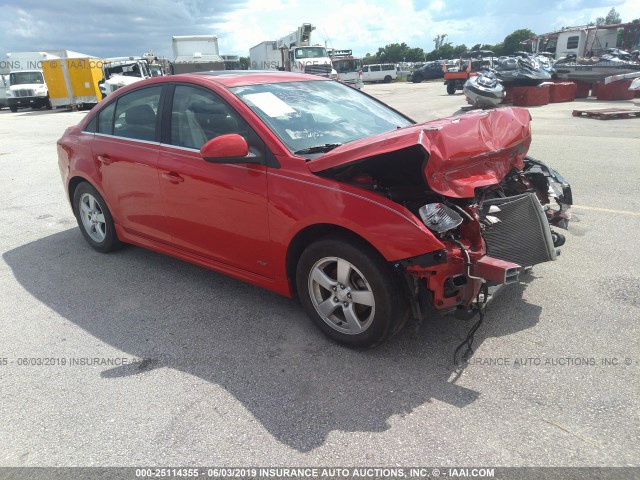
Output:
[
  {"xmin": 97, "ymin": 154, "xmax": 112, "ymax": 165},
  {"xmin": 161, "ymin": 172, "xmax": 185, "ymax": 184}
]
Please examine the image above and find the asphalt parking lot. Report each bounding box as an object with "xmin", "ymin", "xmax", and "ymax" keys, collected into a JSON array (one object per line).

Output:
[{"xmin": 0, "ymin": 81, "xmax": 639, "ymax": 467}]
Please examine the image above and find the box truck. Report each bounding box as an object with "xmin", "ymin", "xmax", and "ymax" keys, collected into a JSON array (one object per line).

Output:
[
  {"xmin": 5, "ymin": 51, "xmax": 54, "ymax": 112},
  {"xmin": 41, "ymin": 51, "xmax": 104, "ymax": 109}
]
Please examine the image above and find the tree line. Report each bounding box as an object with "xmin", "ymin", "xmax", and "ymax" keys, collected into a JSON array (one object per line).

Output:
[{"xmin": 363, "ymin": 28, "xmax": 536, "ymax": 65}]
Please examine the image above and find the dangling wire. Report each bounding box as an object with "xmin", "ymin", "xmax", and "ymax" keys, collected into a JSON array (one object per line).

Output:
[{"xmin": 454, "ymin": 283, "xmax": 489, "ymax": 367}]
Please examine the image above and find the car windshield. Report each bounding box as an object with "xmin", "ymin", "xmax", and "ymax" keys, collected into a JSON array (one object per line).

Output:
[
  {"xmin": 333, "ymin": 59, "xmax": 362, "ymax": 73},
  {"xmin": 104, "ymin": 63, "xmax": 146, "ymax": 78},
  {"xmin": 294, "ymin": 47, "xmax": 327, "ymax": 59},
  {"xmin": 10, "ymin": 71, "xmax": 44, "ymax": 85},
  {"xmin": 230, "ymin": 80, "xmax": 413, "ymax": 156}
]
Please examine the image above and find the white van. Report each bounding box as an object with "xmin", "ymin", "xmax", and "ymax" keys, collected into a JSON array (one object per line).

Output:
[{"xmin": 361, "ymin": 64, "xmax": 397, "ymax": 83}]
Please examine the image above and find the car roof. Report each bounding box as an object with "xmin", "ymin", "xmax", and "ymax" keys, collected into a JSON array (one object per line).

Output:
[{"xmin": 183, "ymin": 71, "xmax": 329, "ymax": 87}]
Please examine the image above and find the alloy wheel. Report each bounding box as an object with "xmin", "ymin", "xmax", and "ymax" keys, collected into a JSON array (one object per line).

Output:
[
  {"xmin": 308, "ymin": 256, "xmax": 376, "ymax": 335},
  {"xmin": 79, "ymin": 192, "xmax": 107, "ymax": 243}
]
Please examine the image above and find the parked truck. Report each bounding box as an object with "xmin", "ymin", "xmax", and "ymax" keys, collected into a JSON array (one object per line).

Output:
[
  {"xmin": 99, "ymin": 57, "xmax": 152, "ymax": 97},
  {"xmin": 249, "ymin": 41, "xmax": 282, "ymax": 70},
  {"xmin": 172, "ymin": 35, "xmax": 225, "ymax": 74},
  {"xmin": 250, "ymin": 23, "xmax": 335, "ymax": 78},
  {"xmin": 329, "ymin": 49, "xmax": 363, "ymax": 89},
  {"xmin": 41, "ymin": 50, "xmax": 104, "ymax": 109},
  {"xmin": 5, "ymin": 51, "xmax": 55, "ymax": 112},
  {"xmin": 0, "ymin": 74, "xmax": 9, "ymax": 109}
]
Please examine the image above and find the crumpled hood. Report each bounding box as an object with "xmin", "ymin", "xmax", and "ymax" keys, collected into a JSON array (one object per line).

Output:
[{"xmin": 307, "ymin": 107, "xmax": 532, "ymax": 198}]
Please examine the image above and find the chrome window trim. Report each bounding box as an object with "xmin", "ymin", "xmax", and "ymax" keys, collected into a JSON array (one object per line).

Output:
[{"xmin": 93, "ymin": 132, "xmax": 161, "ymax": 146}]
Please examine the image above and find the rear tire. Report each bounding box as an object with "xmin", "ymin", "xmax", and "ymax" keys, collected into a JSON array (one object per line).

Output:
[
  {"xmin": 296, "ymin": 235, "xmax": 404, "ymax": 347},
  {"xmin": 9, "ymin": 106, "xmax": 18, "ymax": 112},
  {"xmin": 72, "ymin": 182, "xmax": 120, "ymax": 253},
  {"xmin": 447, "ymin": 83, "xmax": 456, "ymax": 95},
  {"xmin": 383, "ymin": 75, "xmax": 392, "ymax": 83}
]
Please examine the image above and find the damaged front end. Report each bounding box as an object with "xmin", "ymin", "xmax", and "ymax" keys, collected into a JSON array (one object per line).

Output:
[
  {"xmin": 397, "ymin": 164, "xmax": 572, "ymax": 321},
  {"xmin": 310, "ymin": 107, "xmax": 572, "ymax": 320}
]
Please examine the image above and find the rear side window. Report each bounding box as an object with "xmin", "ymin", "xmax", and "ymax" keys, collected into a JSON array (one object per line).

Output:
[
  {"xmin": 113, "ymin": 86, "xmax": 163, "ymax": 142},
  {"xmin": 370, "ymin": 65, "xmax": 381, "ymax": 72}
]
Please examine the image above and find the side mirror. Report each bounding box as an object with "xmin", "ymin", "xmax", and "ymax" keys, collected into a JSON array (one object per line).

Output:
[{"xmin": 200, "ymin": 134, "xmax": 251, "ymax": 163}]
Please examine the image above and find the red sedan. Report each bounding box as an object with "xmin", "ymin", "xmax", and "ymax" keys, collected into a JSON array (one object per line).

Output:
[{"xmin": 57, "ymin": 72, "xmax": 571, "ymax": 347}]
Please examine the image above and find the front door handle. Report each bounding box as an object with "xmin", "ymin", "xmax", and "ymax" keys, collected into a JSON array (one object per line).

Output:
[{"xmin": 161, "ymin": 172, "xmax": 185, "ymax": 184}]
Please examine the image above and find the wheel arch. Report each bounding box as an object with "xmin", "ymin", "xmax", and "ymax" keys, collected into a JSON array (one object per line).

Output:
[
  {"xmin": 67, "ymin": 175, "xmax": 112, "ymax": 218},
  {"xmin": 285, "ymin": 223, "xmax": 382, "ymax": 297},
  {"xmin": 68, "ymin": 176, "xmax": 87, "ymax": 206}
]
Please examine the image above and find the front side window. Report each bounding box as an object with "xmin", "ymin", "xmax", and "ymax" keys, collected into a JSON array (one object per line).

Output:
[
  {"xmin": 231, "ymin": 80, "xmax": 413, "ymax": 156},
  {"xmin": 170, "ymin": 85, "xmax": 247, "ymax": 150},
  {"xmin": 113, "ymin": 86, "xmax": 162, "ymax": 142}
]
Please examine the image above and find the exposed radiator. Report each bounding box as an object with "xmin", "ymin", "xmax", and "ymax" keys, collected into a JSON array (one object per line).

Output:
[{"xmin": 481, "ymin": 192, "xmax": 556, "ymax": 267}]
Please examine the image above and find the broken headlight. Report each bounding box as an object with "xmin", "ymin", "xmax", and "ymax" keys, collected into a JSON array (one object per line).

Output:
[{"xmin": 419, "ymin": 203, "xmax": 463, "ymax": 233}]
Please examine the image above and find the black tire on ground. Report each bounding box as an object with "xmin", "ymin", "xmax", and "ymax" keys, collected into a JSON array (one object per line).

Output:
[
  {"xmin": 447, "ymin": 83, "xmax": 456, "ymax": 95},
  {"xmin": 383, "ymin": 75, "xmax": 392, "ymax": 83},
  {"xmin": 46, "ymin": 97, "xmax": 53, "ymax": 110},
  {"xmin": 9, "ymin": 106, "xmax": 18, "ymax": 112},
  {"xmin": 296, "ymin": 235, "xmax": 405, "ymax": 347},
  {"xmin": 72, "ymin": 182, "xmax": 120, "ymax": 253},
  {"xmin": 412, "ymin": 74, "xmax": 423, "ymax": 83}
]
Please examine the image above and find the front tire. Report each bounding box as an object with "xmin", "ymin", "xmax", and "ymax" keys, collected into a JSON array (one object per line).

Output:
[
  {"xmin": 73, "ymin": 182, "xmax": 120, "ymax": 253},
  {"xmin": 412, "ymin": 74, "xmax": 423, "ymax": 83},
  {"xmin": 296, "ymin": 236, "xmax": 404, "ymax": 347}
]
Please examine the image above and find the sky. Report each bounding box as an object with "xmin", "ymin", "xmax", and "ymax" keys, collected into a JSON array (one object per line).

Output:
[{"xmin": 0, "ymin": 0, "xmax": 638, "ymax": 62}]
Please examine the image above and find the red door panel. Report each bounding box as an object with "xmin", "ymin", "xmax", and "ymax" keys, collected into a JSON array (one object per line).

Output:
[
  {"xmin": 157, "ymin": 146, "xmax": 273, "ymax": 277},
  {"xmin": 92, "ymin": 135, "xmax": 169, "ymax": 242}
]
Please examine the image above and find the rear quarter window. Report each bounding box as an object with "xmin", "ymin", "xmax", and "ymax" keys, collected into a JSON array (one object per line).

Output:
[{"xmin": 97, "ymin": 102, "xmax": 116, "ymax": 135}]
